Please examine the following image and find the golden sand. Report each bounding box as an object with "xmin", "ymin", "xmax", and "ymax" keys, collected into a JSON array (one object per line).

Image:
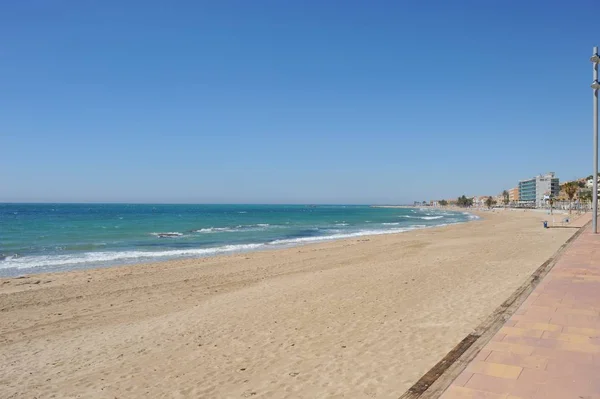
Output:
[{"xmin": 0, "ymin": 210, "xmax": 583, "ymax": 398}]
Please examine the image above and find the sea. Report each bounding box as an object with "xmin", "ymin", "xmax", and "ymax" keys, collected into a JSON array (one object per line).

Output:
[{"xmin": 0, "ymin": 204, "xmax": 477, "ymax": 277}]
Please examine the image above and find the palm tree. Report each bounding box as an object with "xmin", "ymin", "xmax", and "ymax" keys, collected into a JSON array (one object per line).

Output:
[
  {"xmin": 502, "ymin": 190, "xmax": 509, "ymax": 207},
  {"xmin": 580, "ymin": 189, "xmax": 592, "ymax": 202},
  {"xmin": 563, "ymin": 182, "xmax": 579, "ymax": 214},
  {"xmin": 579, "ymin": 189, "xmax": 592, "ymax": 211},
  {"xmin": 485, "ymin": 196, "xmax": 495, "ymax": 209}
]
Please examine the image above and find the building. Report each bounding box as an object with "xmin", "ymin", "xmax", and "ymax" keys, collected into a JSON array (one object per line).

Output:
[
  {"xmin": 495, "ymin": 193, "xmax": 505, "ymax": 206},
  {"xmin": 536, "ymin": 173, "xmax": 560, "ymax": 206},
  {"xmin": 518, "ymin": 172, "xmax": 560, "ymax": 207},
  {"xmin": 586, "ymin": 178, "xmax": 593, "ymax": 188},
  {"xmin": 518, "ymin": 179, "xmax": 536, "ymax": 205},
  {"xmin": 472, "ymin": 195, "xmax": 493, "ymax": 208},
  {"xmin": 586, "ymin": 177, "xmax": 600, "ymax": 193},
  {"xmin": 509, "ymin": 187, "xmax": 519, "ymax": 203}
]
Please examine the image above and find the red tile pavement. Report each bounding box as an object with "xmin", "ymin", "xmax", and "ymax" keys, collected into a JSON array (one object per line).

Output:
[{"xmin": 440, "ymin": 219, "xmax": 600, "ymax": 399}]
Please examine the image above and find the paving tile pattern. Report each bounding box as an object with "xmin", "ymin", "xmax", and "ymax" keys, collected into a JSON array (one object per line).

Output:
[{"xmin": 440, "ymin": 224, "xmax": 600, "ymax": 399}]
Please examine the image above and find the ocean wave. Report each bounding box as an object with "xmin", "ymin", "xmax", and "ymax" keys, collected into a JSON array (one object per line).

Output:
[
  {"xmin": 464, "ymin": 213, "xmax": 480, "ymax": 220},
  {"xmin": 0, "ymin": 215, "xmax": 474, "ymax": 273},
  {"xmin": 193, "ymin": 224, "xmax": 272, "ymax": 234},
  {"xmin": 400, "ymin": 215, "xmax": 444, "ymax": 220},
  {"xmin": 335, "ymin": 223, "xmax": 349, "ymax": 226},
  {"xmin": 268, "ymin": 227, "xmax": 415, "ymax": 246},
  {"xmin": 193, "ymin": 227, "xmax": 237, "ymax": 233},
  {"xmin": 381, "ymin": 222, "xmax": 400, "ymax": 225},
  {"xmin": 0, "ymin": 243, "xmax": 265, "ymax": 271}
]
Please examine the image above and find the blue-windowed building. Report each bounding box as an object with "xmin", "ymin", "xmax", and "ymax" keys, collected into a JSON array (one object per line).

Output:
[
  {"xmin": 518, "ymin": 178, "xmax": 537, "ymax": 203},
  {"xmin": 518, "ymin": 172, "xmax": 560, "ymax": 207}
]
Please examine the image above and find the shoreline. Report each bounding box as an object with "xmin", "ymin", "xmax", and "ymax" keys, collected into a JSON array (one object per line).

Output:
[
  {"xmin": 0, "ymin": 209, "xmax": 479, "ymax": 278},
  {"xmin": 0, "ymin": 209, "xmax": 582, "ymax": 397}
]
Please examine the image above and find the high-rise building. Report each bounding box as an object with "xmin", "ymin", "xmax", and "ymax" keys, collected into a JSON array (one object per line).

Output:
[
  {"xmin": 518, "ymin": 173, "xmax": 560, "ymax": 207},
  {"xmin": 518, "ymin": 179, "xmax": 536, "ymax": 204}
]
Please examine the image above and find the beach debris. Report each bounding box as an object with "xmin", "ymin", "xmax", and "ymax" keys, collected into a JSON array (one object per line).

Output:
[
  {"xmin": 16, "ymin": 279, "xmax": 41, "ymax": 286},
  {"xmin": 289, "ymin": 372, "xmax": 299, "ymax": 377},
  {"xmin": 242, "ymin": 390, "xmax": 257, "ymax": 397},
  {"xmin": 155, "ymin": 232, "xmax": 183, "ymax": 238}
]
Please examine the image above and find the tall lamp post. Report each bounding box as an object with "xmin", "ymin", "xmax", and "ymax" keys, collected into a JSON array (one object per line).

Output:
[{"xmin": 591, "ymin": 47, "xmax": 600, "ymax": 234}]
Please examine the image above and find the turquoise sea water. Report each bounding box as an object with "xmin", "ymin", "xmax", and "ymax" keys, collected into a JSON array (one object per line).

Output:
[{"xmin": 0, "ymin": 204, "xmax": 476, "ymax": 277}]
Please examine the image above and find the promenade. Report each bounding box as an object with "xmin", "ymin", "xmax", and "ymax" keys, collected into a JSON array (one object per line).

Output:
[{"xmin": 441, "ymin": 217, "xmax": 600, "ymax": 399}]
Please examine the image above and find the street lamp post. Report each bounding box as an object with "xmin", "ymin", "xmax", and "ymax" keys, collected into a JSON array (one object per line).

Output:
[{"xmin": 591, "ymin": 47, "xmax": 600, "ymax": 234}]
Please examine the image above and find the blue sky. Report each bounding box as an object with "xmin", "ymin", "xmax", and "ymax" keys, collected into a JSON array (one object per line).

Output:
[{"xmin": 1, "ymin": 1, "xmax": 597, "ymax": 204}]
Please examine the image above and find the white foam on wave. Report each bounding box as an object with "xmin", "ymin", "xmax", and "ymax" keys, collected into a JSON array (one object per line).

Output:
[
  {"xmin": 268, "ymin": 227, "xmax": 415, "ymax": 246},
  {"xmin": 464, "ymin": 213, "xmax": 480, "ymax": 220},
  {"xmin": 0, "ymin": 243, "xmax": 265, "ymax": 271},
  {"xmin": 335, "ymin": 223, "xmax": 349, "ymax": 226},
  {"xmin": 193, "ymin": 224, "xmax": 272, "ymax": 234},
  {"xmin": 400, "ymin": 215, "xmax": 444, "ymax": 220},
  {"xmin": 194, "ymin": 227, "xmax": 236, "ymax": 233},
  {"xmin": 382, "ymin": 222, "xmax": 400, "ymax": 225}
]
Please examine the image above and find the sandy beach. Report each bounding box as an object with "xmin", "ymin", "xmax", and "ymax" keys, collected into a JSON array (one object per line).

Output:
[{"xmin": 0, "ymin": 210, "xmax": 584, "ymax": 398}]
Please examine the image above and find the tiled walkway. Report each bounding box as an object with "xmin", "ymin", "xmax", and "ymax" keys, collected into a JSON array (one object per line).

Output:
[{"xmin": 441, "ymin": 221, "xmax": 600, "ymax": 399}]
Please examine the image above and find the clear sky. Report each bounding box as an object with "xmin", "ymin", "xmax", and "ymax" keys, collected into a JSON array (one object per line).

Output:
[{"xmin": 1, "ymin": 1, "xmax": 597, "ymax": 204}]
